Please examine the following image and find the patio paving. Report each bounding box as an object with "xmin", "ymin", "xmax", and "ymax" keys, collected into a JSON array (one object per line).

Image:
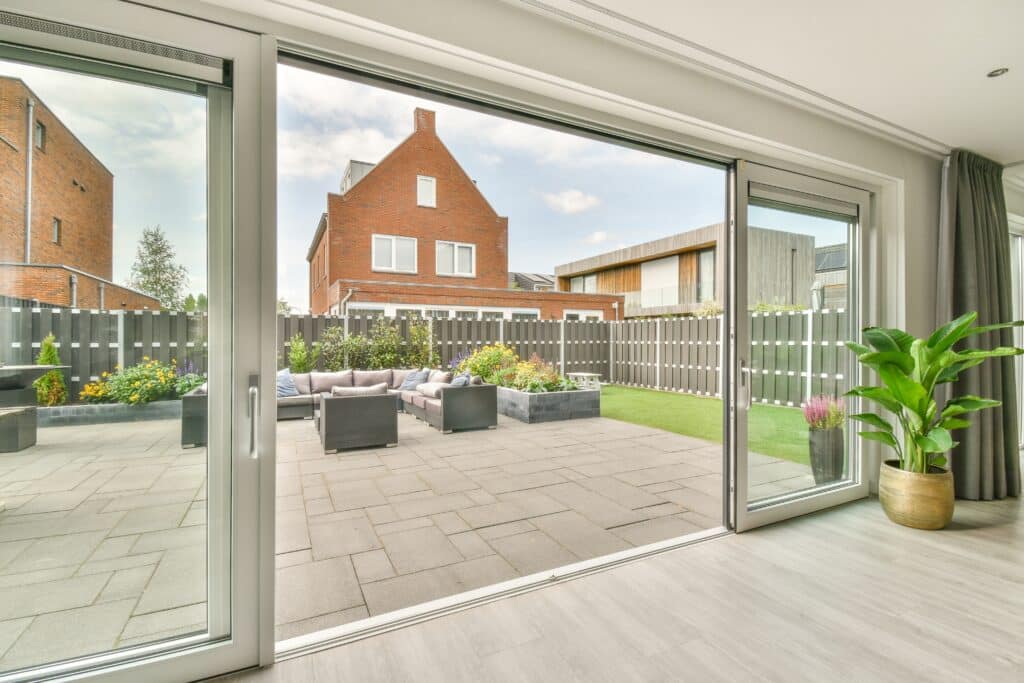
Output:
[{"xmin": 0, "ymin": 411, "xmax": 813, "ymax": 668}]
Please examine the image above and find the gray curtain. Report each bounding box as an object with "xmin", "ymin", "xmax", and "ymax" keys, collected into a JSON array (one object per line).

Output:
[{"xmin": 937, "ymin": 149, "xmax": 1020, "ymax": 500}]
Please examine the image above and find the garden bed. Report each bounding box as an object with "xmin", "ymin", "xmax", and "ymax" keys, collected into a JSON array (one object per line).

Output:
[
  {"xmin": 496, "ymin": 386, "xmax": 600, "ymax": 423},
  {"xmin": 38, "ymin": 400, "xmax": 182, "ymax": 427}
]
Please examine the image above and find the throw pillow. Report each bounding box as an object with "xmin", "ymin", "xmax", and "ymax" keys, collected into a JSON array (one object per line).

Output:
[
  {"xmin": 428, "ymin": 369, "xmax": 453, "ymax": 384},
  {"xmin": 330, "ymin": 382, "xmax": 388, "ymax": 397},
  {"xmin": 276, "ymin": 369, "xmax": 299, "ymax": 398},
  {"xmin": 450, "ymin": 372, "xmax": 471, "ymax": 387},
  {"xmin": 399, "ymin": 369, "xmax": 431, "ymax": 390},
  {"xmin": 416, "ymin": 382, "xmax": 449, "ymax": 398}
]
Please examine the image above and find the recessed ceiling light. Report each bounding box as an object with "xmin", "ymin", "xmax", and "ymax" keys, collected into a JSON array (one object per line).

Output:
[{"xmin": 987, "ymin": 67, "xmax": 1009, "ymax": 78}]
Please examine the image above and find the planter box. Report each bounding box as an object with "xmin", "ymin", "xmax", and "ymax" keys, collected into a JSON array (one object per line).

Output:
[
  {"xmin": 38, "ymin": 400, "xmax": 182, "ymax": 427},
  {"xmin": 496, "ymin": 386, "xmax": 600, "ymax": 423}
]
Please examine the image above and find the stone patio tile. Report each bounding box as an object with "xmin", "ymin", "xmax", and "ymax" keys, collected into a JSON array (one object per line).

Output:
[
  {"xmin": 97, "ymin": 465, "xmax": 166, "ymax": 493},
  {"xmin": 533, "ymin": 483, "xmax": 644, "ymax": 530},
  {"xmin": 21, "ymin": 468, "xmax": 101, "ymax": 495},
  {"xmin": 678, "ymin": 510, "xmax": 722, "ymax": 529},
  {"xmin": 610, "ymin": 515, "xmax": 706, "ymax": 546},
  {"xmin": 633, "ymin": 433, "xmax": 711, "ymax": 453},
  {"xmin": 466, "ymin": 489, "xmax": 498, "ymax": 505},
  {"xmin": 0, "ymin": 565, "xmax": 77, "ymax": 588},
  {"xmin": 121, "ymin": 602, "xmax": 206, "ymax": 640},
  {"xmin": 181, "ymin": 501, "xmax": 206, "ymax": 527},
  {"xmin": 133, "ymin": 544, "xmax": 205, "ymax": 615},
  {"xmin": 149, "ymin": 464, "xmax": 205, "ymax": 492},
  {"xmin": 374, "ymin": 517, "xmax": 433, "ymax": 536},
  {"xmin": 8, "ymin": 485, "xmax": 96, "ymax": 516},
  {"xmin": 328, "ymin": 480, "xmax": 386, "ymax": 511},
  {"xmin": 351, "ymin": 549, "xmax": 396, "ymax": 583},
  {"xmin": 487, "ymin": 530, "xmax": 578, "ymax": 575},
  {"xmin": 0, "ymin": 617, "xmax": 32, "ymax": 659},
  {"xmin": 459, "ymin": 502, "xmax": 532, "ymax": 530},
  {"xmin": 277, "ymin": 476, "xmax": 301, "ymax": 497},
  {"xmin": 476, "ymin": 520, "xmax": 536, "ymax": 540},
  {"xmin": 0, "ymin": 572, "xmax": 109, "ymax": 620},
  {"xmin": 577, "ymin": 476, "xmax": 666, "ymax": 510},
  {"xmin": 308, "ymin": 515, "xmax": 381, "ymax": 559},
  {"xmin": 658, "ymin": 486, "xmax": 721, "ymax": 517},
  {"xmin": 85, "ymin": 533, "xmax": 140, "ymax": 561},
  {"xmin": 275, "ymin": 549, "xmax": 312, "ymax": 569},
  {"xmin": 110, "ymin": 502, "xmax": 189, "ymax": 537},
  {"xmin": 305, "ymin": 498, "xmax": 334, "ymax": 517},
  {"xmin": 381, "ymin": 526, "xmax": 464, "ymax": 574},
  {"xmin": 0, "ymin": 598, "xmax": 136, "ymax": 669},
  {"xmin": 360, "ymin": 555, "xmax": 517, "ymax": 616},
  {"xmin": 3, "ymin": 530, "xmax": 107, "ymax": 573},
  {"xmin": 494, "ymin": 490, "xmax": 569, "ymax": 517},
  {"xmin": 303, "ymin": 484, "xmax": 329, "ymax": 501},
  {"xmin": 375, "ymin": 474, "xmax": 428, "ymax": 497},
  {"xmin": 365, "ymin": 505, "xmax": 398, "ymax": 524},
  {"xmin": 613, "ymin": 463, "xmax": 713, "ymax": 487},
  {"xmin": 275, "ymin": 605, "xmax": 369, "ymax": 642},
  {"xmin": 378, "ymin": 452, "xmax": 426, "ymax": 469},
  {"xmin": 432, "ymin": 511, "xmax": 470, "ymax": 535},
  {"xmin": 391, "ymin": 493, "xmax": 474, "ymax": 520},
  {"xmin": 76, "ymin": 551, "xmax": 163, "ymax": 576},
  {"xmin": 499, "ymin": 459, "xmax": 566, "ymax": 476},
  {"xmin": 417, "ymin": 468, "xmax": 478, "ymax": 494},
  {"xmin": 275, "ymin": 508, "xmax": 311, "ymax": 554},
  {"xmin": 323, "ymin": 466, "xmax": 389, "ymax": 484},
  {"xmin": 277, "ymin": 494, "xmax": 305, "ymax": 512},
  {"xmin": 678, "ymin": 473, "xmax": 725, "ymax": 498},
  {"xmin": 447, "ymin": 531, "xmax": 494, "ymax": 560},
  {"xmin": 98, "ymin": 564, "xmax": 156, "ymax": 602},
  {"xmin": 0, "ymin": 510, "xmax": 124, "ymax": 544},
  {"xmin": 276, "ymin": 556, "xmax": 363, "ymax": 625},
  {"xmin": 530, "ymin": 511, "xmax": 631, "ymax": 559},
  {"xmin": 479, "ymin": 471, "xmax": 568, "ymax": 495},
  {"xmin": 642, "ymin": 482, "xmax": 680, "ymax": 494},
  {"xmin": 386, "ymin": 489, "xmax": 436, "ymax": 504}
]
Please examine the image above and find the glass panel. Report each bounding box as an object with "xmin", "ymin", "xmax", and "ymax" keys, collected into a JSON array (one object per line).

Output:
[
  {"xmin": 374, "ymin": 236, "xmax": 393, "ymax": 269},
  {"xmin": 436, "ymin": 241, "xmax": 454, "ymax": 274},
  {"xmin": 457, "ymin": 245, "xmax": 473, "ymax": 274},
  {"xmin": 583, "ymin": 274, "xmax": 597, "ymax": 292},
  {"xmin": 570, "ymin": 276, "xmax": 583, "ymax": 292},
  {"xmin": 698, "ymin": 248, "xmax": 715, "ymax": 302},
  {"xmin": 745, "ymin": 203, "xmax": 854, "ymax": 503},
  {"xmin": 0, "ymin": 56, "xmax": 219, "ymax": 671},
  {"xmin": 395, "ymin": 237, "xmax": 416, "ymax": 272},
  {"xmin": 454, "ymin": 310, "xmax": 477, "ymax": 320},
  {"xmin": 481, "ymin": 311, "xmax": 504, "ymax": 321}
]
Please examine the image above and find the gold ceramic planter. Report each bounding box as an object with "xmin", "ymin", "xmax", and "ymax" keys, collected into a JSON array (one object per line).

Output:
[{"xmin": 878, "ymin": 460, "xmax": 954, "ymax": 530}]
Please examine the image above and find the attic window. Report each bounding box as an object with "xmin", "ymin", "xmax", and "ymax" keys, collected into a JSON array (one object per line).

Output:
[
  {"xmin": 34, "ymin": 121, "xmax": 46, "ymax": 150},
  {"xmin": 417, "ymin": 175, "xmax": 436, "ymax": 208}
]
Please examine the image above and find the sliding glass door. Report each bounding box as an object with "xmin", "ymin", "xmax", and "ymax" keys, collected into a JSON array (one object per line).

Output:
[
  {"xmin": 0, "ymin": 2, "xmax": 267, "ymax": 680},
  {"xmin": 732, "ymin": 162, "xmax": 871, "ymax": 530}
]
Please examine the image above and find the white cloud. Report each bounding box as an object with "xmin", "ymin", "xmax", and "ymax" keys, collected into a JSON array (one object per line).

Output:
[
  {"xmin": 583, "ymin": 230, "xmax": 610, "ymax": 245},
  {"xmin": 543, "ymin": 189, "xmax": 601, "ymax": 215},
  {"xmin": 278, "ymin": 126, "xmax": 402, "ymax": 180}
]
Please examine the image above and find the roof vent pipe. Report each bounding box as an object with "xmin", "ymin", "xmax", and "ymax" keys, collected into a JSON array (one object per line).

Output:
[{"xmin": 24, "ymin": 97, "xmax": 35, "ymax": 263}]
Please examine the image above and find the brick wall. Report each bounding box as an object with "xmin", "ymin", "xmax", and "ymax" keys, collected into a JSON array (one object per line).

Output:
[{"xmin": 0, "ymin": 264, "xmax": 158, "ymax": 310}]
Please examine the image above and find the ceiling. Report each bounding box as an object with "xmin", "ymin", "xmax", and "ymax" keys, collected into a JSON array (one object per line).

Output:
[{"xmin": 521, "ymin": 0, "xmax": 1022, "ymax": 166}]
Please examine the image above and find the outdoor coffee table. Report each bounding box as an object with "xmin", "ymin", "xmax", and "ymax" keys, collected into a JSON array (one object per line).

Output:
[{"xmin": 567, "ymin": 372, "xmax": 601, "ymax": 391}]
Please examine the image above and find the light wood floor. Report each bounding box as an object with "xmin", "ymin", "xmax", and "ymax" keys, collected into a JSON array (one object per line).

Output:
[{"xmin": 223, "ymin": 495, "xmax": 1022, "ymax": 682}]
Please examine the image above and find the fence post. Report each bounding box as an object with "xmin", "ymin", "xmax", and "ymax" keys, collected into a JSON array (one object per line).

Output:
[
  {"xmin": 609, "ymin": 321, "xmax": 615, "ymax": 384},
  {"xmin": 116, "ymin": 310, "xmax": 125, "ymax": 370},
  {"xmin": 655, "ymin": 318, "xmax": 662, "ymax": 389},
  {"xmin": 559, "ymin": 319, "xmax": 566, "ymax": 375},
  {"xmin": 804, "ymin": 308, "xmax": 814, "ymax": 403},
  {"xmin": 499, "ymin": 318, "xmax": 505, "ymax": 346}
]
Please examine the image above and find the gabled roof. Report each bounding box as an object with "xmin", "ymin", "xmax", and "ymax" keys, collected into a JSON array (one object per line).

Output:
[{"xmin": 306, "ymin": 213, "xmax": 327, "ymax": 262}]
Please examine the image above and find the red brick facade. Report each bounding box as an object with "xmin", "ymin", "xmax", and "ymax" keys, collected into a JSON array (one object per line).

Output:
[
  {"xmin": 0, "ymin": 263, "xmax": 157, "ymax": 309},
  {"xmin": 0, "ymin": 78, "xmax": 157, "ymax": 309},
  {"xmin": 308, "ymin": 108, "xmax": 622, "ymax": 319}
]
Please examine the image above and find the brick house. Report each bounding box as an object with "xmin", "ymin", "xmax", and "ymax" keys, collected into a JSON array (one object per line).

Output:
[
  {"xmin": 0, "ymin": 77, "xmax": 158, "ymax": 310},
  {"xmin": 306, "ymin": 108, "xmax": 621, "ymax": 321}
]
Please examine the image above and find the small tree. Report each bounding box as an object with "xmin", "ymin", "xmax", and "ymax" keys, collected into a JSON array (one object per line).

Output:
[
  {"xmin": 128, "ymin": 226, "xmax": 189, "ymax": 309},
  {"xmin": 287, "ymin": 332, "xmax": 320, "ymax": 373},
  {"xmin": 405, "ymin": 317, "xmax": 436, "ymax": 368},
  {"xmin": 277, "ymin": 298, "xmax": 292, "ymax": 315},
  {"xmin": 34, "ymin": 333, "xmax": 67, "ymax": 406},
  {"xmin": 368, "ymin": 318, "xmax": 402, "ymax": 369},
  {"xmin": 183, "ymin": 294, "xmax": 197, "ymax": 312},
  {"xmin": 196, "ymin": 293, "xmax": 208, "ymax": 311}
]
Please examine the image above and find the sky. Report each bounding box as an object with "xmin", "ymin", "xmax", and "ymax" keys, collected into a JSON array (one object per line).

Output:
[
  {"xmin": 0, "ymin": 59, "xmax": 208, "ymax": 297},
  {"xmin": 1, "ymin": 57, "xmax": 843, "ymax": 314}
]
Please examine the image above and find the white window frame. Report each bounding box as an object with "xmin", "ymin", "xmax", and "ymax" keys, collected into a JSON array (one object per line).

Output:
[
  {"xmin": 416, "ymin": 174, "xmax": 436, "ymax": 207},
  {"xmin": 563, "ymin": 309, "xmax": 603, "ymax": 321},
  {"xmin": 436, "ymin": 240, "xmax": 476, "ymax": 278},
  {"xmin": 372, "ymin": 234, "xmax": 418, "ymax": 274}
]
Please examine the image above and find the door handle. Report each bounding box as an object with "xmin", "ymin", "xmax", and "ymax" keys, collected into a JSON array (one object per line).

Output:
[
  {"xmin": 740, "ymin": 361, "xmax": 753, "ymax": 410},
  {"xmin": 248, "ymin": 374, "xmax": 260, "ymax": 460}
]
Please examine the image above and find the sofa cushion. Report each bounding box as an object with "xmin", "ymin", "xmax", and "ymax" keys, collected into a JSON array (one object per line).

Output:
[
  {"xmin": 188, "ymin": 383, "xmax": 208, "ymax": 396},
  {"xmin": 428, "ymin": 370, "xmax": 453, "ymax": 384},
  {"xmin": 416, "ymin": 382, "xmax": 448, "ymax": 399},
  {"xmin": 276, "ymin": 368, "xmax": 299, "ymax": 398},
  {"xmin": 411, "ymin": 394, "xmax": 429, "ymax": 409},
  {"xmin": 470, "ymin": 375, "xmax": 484, "ymax": 385},
  {"xmin": 450, "ymin": 372, "xmax": 471, "ymax": 388},
  {"xmin": 277, "ymin": 394, "xmax": 314, "ymax": 408},
  {"xmin": 391, "ymin": 369, "xmax": 413, "ymax": 389},
  {"xmin": 291, "ymin": 373, "xmax": 311, "ymax": 395},
  {"xmin": 331, "ymin": 382, "xmax": 388, "ymax": 397},
  {"xmin": 353, "ymin": 369, "xmax": 392, "ymax": 387},
  {"xmin": 399, "ymin": 369, "xmax": 431, "ymax": 390},
  {"xmin": 311, "ymin": 370, "xmax": 352, "ymax": 393},
  {"xmin": 424, "ymin": 398, "xmax": 442, "ymax": 419},
  {"xmin": 400, "ymin": 390, "xmax": 419, "ymax": 404}
]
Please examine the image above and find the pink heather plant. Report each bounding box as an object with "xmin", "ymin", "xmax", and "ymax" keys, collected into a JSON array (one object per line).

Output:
[{"xmin": 803, "ymin": 394, "xmax": 845, "ymax": 431}]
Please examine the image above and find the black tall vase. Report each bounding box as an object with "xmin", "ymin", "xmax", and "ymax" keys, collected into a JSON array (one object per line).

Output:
[{"xmin": 808, "ymin": 427, "xmax": 844, "ymax": 485}]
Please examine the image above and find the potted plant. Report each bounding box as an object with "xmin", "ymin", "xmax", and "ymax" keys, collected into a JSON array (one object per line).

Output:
[
  {"xmin": 803, "ymin": 395, "xmax": 845, "ymax": 485},
  {"xmin": 846, "ymin": 312, "xmax": 1023, "ymax": 530}
]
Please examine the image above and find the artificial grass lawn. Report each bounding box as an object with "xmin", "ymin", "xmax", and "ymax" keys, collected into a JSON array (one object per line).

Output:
[{"xmin": 600, "ymin": 384, "xmax": 811, "ymax": 465}]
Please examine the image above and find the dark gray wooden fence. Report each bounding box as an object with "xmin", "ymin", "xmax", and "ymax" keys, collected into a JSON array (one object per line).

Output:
[{"xmin": 2, "ymin": 307, "xmax": 846, "ymax": 406}]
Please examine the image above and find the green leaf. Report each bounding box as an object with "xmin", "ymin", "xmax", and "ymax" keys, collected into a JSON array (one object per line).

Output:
[
  {"xmin": 961, "ymin": 319, "xmax": 1024, "ymax": 340},
  {"xmin": 858, "ymin": 430, "xmax": 899, "ymax": 451},
  {"xmin": 929, "ymin": 455, "xmax": 948, "ymax": 469},
  {"xmin": 849, "ymin": 413, "xmax": 894, "ymax": 432},
  {"xmin": 876, "ymin": 364, "xmax": 929, "ymax": 419},
  {"xmin": 925, "ymin": 311, "xmax": 977, "ymax": 353},
  {"xmin": 938, "ymin": 417, "xmax": 971, "ymax": 430},
  {"xmin": 857, "ymin": 351, "xmax": 915, "ymax": 374},
  {"xmin": 863, "ymin": 327, "xmax": 915, "ymax": 353},
  {"xmin": 956, "ymin": 347, "xmax": 1024, "ymax": 361},
  {"xmin": 844, "ymin": 340, "xmax": 873, "ymax": 357},
  {"xmin": 846, "ymin": 386, "xmax": 903, "ymax": 414},
  {"xmin": 945, "ymin": 395, "xmax": 1001, "ymax": 412},
  {"xmin": 926, "ymin": 427, "xmax": 954, "ymax": 451}
]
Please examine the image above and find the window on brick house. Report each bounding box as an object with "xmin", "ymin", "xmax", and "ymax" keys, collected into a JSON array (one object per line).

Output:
[
  {"xmin": 372, "ymin": 234, "xmax": 417, "ymax": 273},
  {"xmin": 416, "ymin": 175, "xmax": 436, "ymax": 207},
  {"xmin": 34, "ymin": 121, "xmax": 46, "ymax": 150},
  {"xmin": 436, "ymin": 241, "xmax": 475, "ymax": 277},
  {"xmin": 52, "ymin": 217, "xmax": 61, "ymax": 244}
]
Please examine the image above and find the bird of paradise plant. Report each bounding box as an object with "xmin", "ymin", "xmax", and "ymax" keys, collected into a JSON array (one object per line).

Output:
[{"xmin": 845, "ymin": 312, "xmax": 1023, "ymax": 474}]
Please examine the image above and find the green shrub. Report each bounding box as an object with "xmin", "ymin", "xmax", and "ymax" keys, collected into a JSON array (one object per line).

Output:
[
  {"xmin": 34, "ymin": 333, "xmax": 67, "ymax": 406},
  {"xmin": 287, "ymin": 333, "xmax": 320, "ymax": 373},
  {"xmin": 320, "ymin": 326, "xmax": 371, "ymax": 370},
  {"xmin": 456, "ymin": 344, "xmax": 517, "ymax": 379},
  {"xmin": 455, "ymin": 346, "xmax": 575, "ymax": 393},
  {"xmin": 105, "ymin": 357, "xmax": 179, "ymax": 405},
  {"xmin": 404, "ymin": 316, "xmax": 436, "ymax": 368},
  {"xmin": 367, "ymin": 318, "xmax": 402, "ymax": 369}
]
